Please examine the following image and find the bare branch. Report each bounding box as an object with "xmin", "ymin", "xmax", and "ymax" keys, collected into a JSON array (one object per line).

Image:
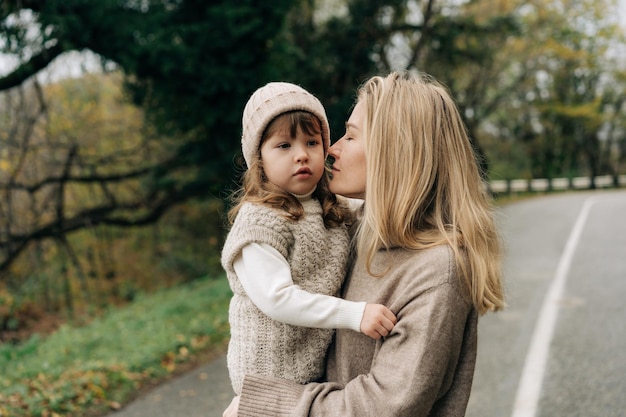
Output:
[
  {"xmin": 0, "ymin": 43, "xmax": 65, "ymax": 91},
  {"xmin": 407, "ymin": 0, "xmax": 435, "ymax": 67},
  {"xmin": 0, "ymin": 188, "xmax": 184, "ymax": 273},
  {"xmin": 2, "ymin": 166, "xmax": 157, "ymax": 193}
]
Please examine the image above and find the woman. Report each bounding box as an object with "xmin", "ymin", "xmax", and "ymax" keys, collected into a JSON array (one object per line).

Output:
[{"xmin": 223, "ymin": 71, "xmax": 505, "ymax": 417}]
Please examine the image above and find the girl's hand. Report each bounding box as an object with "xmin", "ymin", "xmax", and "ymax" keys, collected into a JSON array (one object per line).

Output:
[
  {"xmin": 222, "ymin": 396, "xmax": 240, "ymax": 417},
  {"xmin": 360, "ymin": 303, "xmax": 397, "ymax": 339}
]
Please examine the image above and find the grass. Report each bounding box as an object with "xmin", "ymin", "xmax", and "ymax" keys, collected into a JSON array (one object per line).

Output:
[{"xmin": 0, "ymin": 276, "xmax": 231, "ymax": 417}]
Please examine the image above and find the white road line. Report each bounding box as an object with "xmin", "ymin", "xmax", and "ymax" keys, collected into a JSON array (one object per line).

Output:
[{"xmin": 511, "ymin": 197, "xmax": 595, "ymax": 417}]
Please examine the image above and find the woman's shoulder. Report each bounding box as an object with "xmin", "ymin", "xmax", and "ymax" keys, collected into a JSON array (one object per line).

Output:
[
  {"xmin": 385, "ymin": 245, "xmax": 463, "ymax": 293},
  {"xmin": 387, "ymin": 244, "xmax": 453, "ymax": 270},
  {"xmin": 420, "ymin": 244, "xmax": 455, "ymax": 272}
]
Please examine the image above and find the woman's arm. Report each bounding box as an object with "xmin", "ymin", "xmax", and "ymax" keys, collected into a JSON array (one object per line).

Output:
[
  {"xmin": 236, "ymin": 281, "xmax": 475, "ymax": 417},
  {"xmin": 235, "ymin": 242, "xmax": 366, "ymax": 330}
]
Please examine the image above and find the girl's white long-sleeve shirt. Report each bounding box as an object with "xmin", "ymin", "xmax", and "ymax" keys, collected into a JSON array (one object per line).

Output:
[{"xmin": 233, "ymin": 242, "xmax": 365, "ymax": 331}]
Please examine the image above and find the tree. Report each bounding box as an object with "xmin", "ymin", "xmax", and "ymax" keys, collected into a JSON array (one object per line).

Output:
[
  {"xmin": 2, "ymin": 0, "xmax": 624, "ymax": 279},
  {"xmin": 0, "ymin": 73, "xmax": 170, "ymax": 285},
  {"xmin": 0, "ymin": 0, "xmax": 295, "ymax": 274},
  {"xmin": 482, "ymin": 0, "xmax": 626, "ymax": 180}
]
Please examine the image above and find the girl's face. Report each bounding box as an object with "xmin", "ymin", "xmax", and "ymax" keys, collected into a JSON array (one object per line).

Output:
[
  {"xmin": 260, "ymin": 124, "xmax": 325, "ymax": 196},
  {"xmin": 328, "ymin": 100, "xmax": 367, "ymax": 199}
]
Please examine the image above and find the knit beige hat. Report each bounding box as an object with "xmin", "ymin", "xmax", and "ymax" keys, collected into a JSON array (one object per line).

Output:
[{"xmin": 241, "ymin": 82, "xmax": 330, "ymax": 167}]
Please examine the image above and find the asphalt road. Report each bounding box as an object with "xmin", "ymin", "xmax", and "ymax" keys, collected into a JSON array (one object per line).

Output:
[
  {"xmin": 466, "ymin": 189, "xmax": 626, "ymax": 417},
  {"xmin": 106, "ymin": 189, "xmax": 626, "ymax": 417},
  {"xmin": 104, "ymin": 352, "xmax": 233, "ymax": 417}
]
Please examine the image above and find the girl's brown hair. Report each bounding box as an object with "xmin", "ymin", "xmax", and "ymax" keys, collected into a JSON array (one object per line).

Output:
[{"xmin": 228, "ymin": 111, "xmax": 347, "ymax": 228}]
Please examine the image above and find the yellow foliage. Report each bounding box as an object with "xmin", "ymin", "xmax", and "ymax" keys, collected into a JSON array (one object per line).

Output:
[
  {"xmin": 160, "ymin": 351, "xmax": 177, "ymax": 372},
  {"xmin": 1, "ymin": 366, "xmax": 145, "ymax": 417},
  {"xmin": 462, "ymin": 0, "xmax": 517, "ymax": 22},
  {"xmin": 543, "ymin": 38, "xmax": 587, "ymax": 61},
  {"xmin": 85, "ymin": 381, "xmax": 106, "ymax": 399}
]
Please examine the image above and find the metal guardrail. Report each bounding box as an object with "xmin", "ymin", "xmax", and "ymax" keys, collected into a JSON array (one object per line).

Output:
[{"xmin": 488, "ymin": 174, "xmax": 626, "ymax": 194}]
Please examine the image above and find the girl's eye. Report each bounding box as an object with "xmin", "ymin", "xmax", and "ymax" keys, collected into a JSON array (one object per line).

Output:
[
  {"xmin": 277, "ymin": 143, "xmax": 290, "ymax": 149},
  {"xmin": 307, "ymin": 140, "xmax": 320, "ymax": 147}
]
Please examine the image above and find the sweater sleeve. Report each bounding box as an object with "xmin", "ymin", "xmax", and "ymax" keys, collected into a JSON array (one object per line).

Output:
[
  {"xmin": 234, "ymin": 242, "xmax": 365, "ymax": 332},
  {"xmin": 238, "ymin": 280, "xmax": 475, "ymax": 417}
]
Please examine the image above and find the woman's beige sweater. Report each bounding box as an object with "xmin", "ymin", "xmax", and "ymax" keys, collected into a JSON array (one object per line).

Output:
[{"xmin": 239, "ymin": 244, "xmax": 478, "ymax": 417}]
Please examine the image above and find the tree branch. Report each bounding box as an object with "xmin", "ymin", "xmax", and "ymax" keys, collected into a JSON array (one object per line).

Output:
[
  {"xmin": 1, "ymin": 166, "xmax": 156, "ymax": 193},
  {"xmin": 1, "ymin": 0, "xmax": 43, "ymax": 14},
  {"xmin": 406, "ymin": 0, "xmax": 435, "ymax": 67},
  {"xmin": 0, "ymin": 43, "xmax": 65, "ymax": 90},
  {"xmin": 0, "ymin": 188, "xmax": 188, "ymax": 273}
]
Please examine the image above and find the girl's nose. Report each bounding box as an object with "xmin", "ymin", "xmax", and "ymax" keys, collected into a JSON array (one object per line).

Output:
[{"xmin": 295, "ymin": 146, "xmax": 309, "ymax": 163}]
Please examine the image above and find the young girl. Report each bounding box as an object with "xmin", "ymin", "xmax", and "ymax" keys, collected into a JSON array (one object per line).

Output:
[{"xmin": 221, "ymin": 82, "xmax": 396, "ymax": 395}]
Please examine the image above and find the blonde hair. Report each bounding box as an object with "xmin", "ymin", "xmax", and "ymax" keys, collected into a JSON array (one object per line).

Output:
[
  {"xmin": 228, "ymin": 111, "xmax": 347, "ymax": 228},
  {"xmin": 355, "ymin": 72, "xmax": 504, "ymax": 314}
]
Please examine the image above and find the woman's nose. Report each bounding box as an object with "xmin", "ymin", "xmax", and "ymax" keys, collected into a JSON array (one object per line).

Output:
[{"xmin": 328, "ymin": 140, "xmax": 341, "ymax": 159}]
